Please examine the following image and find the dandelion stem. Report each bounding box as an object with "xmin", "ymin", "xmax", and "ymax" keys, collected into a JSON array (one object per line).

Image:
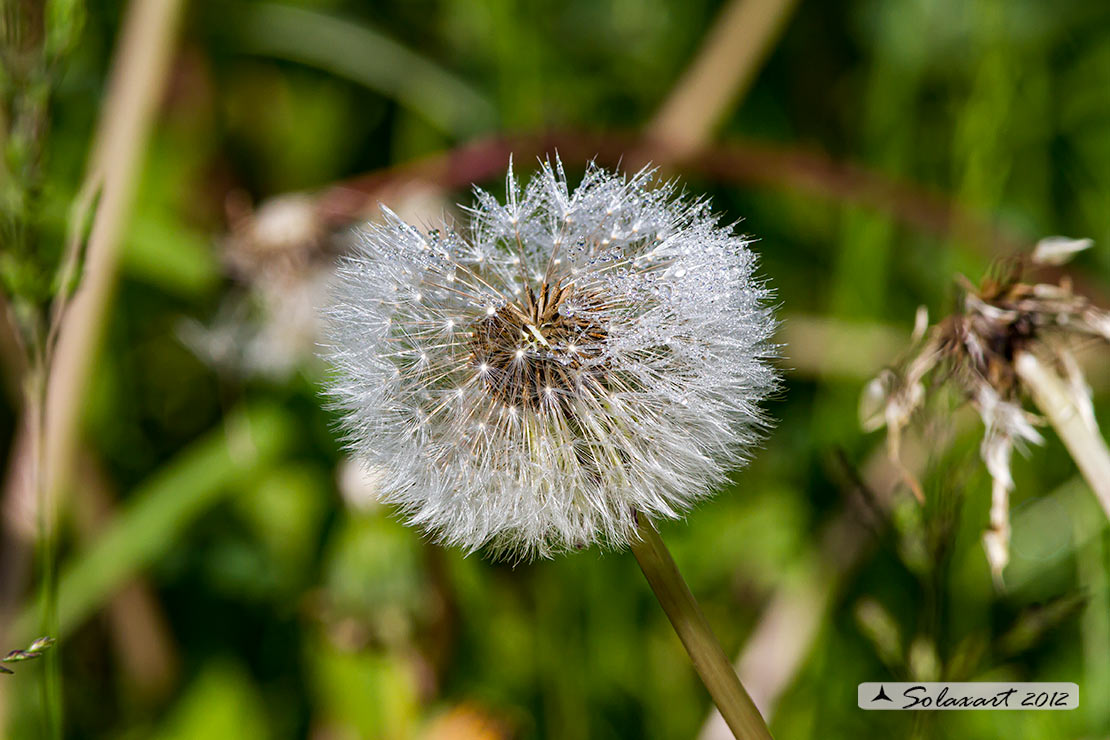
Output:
[
  {"xmin": 1015, "ymin": 351, "xmax": 1110, "ymax": 520},
  {"xmin": 631, "ymin": 516, "xmax": 773, "ymax": 740}
]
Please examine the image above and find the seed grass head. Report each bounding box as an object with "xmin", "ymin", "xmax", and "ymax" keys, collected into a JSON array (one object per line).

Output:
[
  {"xmin": 0, "ymin": 636, "xmax": 56, "ymax": 675},
  {"xmin": 322, "ymin": 158, "xmax": 779, "ymax": 559}
]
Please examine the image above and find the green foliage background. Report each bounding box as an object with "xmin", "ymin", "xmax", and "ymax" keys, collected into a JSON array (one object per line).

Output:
[{"xmin": 2, "ymin": 0, "xmax": 1109, "ymax": 738}]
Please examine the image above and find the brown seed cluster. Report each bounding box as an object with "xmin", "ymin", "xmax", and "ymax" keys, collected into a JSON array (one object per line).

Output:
[
  {"xmin": 468, "ymin": 281, "xmax": 608, "ymax": 412},
  {"xmin": 935, "ymin": 267, "xmax": 1093, "ymax": 398}
]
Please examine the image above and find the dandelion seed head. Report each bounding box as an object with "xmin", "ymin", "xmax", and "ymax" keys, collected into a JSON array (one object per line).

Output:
[{"xmin": 323, "ymin": 158, "xmax": 779, "ymax": 559}]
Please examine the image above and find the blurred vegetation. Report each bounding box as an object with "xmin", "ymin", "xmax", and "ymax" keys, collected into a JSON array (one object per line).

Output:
[{"xmin": 2, "ymin": 0, "xmax": 1110, "ymax": 738}]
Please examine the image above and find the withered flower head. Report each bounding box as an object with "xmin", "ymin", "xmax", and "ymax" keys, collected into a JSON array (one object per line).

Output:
[{"xmin": 861, "ymin": 237, "xmax": 1107, "ymax": 579}]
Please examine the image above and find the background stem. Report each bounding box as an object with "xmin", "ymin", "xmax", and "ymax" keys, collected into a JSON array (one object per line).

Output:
[
  {"xmin": 645, "ymin": 0, "xmax": 800, "ymax": 158},
  {"xmin": 630, "ymin": 516, "xmax": 773, "ymax": 740},
  {"xmin": 1015, "ymin": 351, "xmax": 1110, "ymax": 519},
  {"xmin": 43, "ymin": 0, "xmax": 186, "ymax": 540}
]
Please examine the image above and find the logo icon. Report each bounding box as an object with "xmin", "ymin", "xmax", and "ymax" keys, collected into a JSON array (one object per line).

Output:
[{"xmin": 872, "ymin": 685, "xmax": 893, "ymax": 702}]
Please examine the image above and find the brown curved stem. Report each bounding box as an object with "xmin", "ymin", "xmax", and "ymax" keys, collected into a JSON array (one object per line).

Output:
[{"xmin": 313, "ymin": 131, "xmax": 1029, "ymax": 256}]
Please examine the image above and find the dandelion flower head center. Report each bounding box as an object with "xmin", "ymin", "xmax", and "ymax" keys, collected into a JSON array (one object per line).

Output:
[{"xmin": 469, "ymin": 279, "xmax": 609, "ymax": 411}]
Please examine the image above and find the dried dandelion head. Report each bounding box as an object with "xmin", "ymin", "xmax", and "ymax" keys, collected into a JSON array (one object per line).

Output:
[
  {"xmin": 322, "ymin": 159, "xmax": 779, "ymax": 559},
  {"xmin": 861, "ymin": 237, "xmax": 1107, "ymax": 580}
]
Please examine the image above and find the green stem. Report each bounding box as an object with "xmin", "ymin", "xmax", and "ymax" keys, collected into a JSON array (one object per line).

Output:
[
  {"xmin": 631, "ymin": 515, "xmax": 773, "ymax": 740},
  {"xmin": 23, "ymin": 364, "xmax": 61, "ymax": 739}
]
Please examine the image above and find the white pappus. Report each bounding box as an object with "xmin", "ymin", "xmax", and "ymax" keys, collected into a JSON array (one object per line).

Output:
[{"xmin": 322, "ymin": 158, "xmax": 779, "ymax": 559}]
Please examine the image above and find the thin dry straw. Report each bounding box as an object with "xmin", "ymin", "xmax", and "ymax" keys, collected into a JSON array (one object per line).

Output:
[{"xmin": 1015, "ymin": 351, "xmax": 1110, "ymax": 520}]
